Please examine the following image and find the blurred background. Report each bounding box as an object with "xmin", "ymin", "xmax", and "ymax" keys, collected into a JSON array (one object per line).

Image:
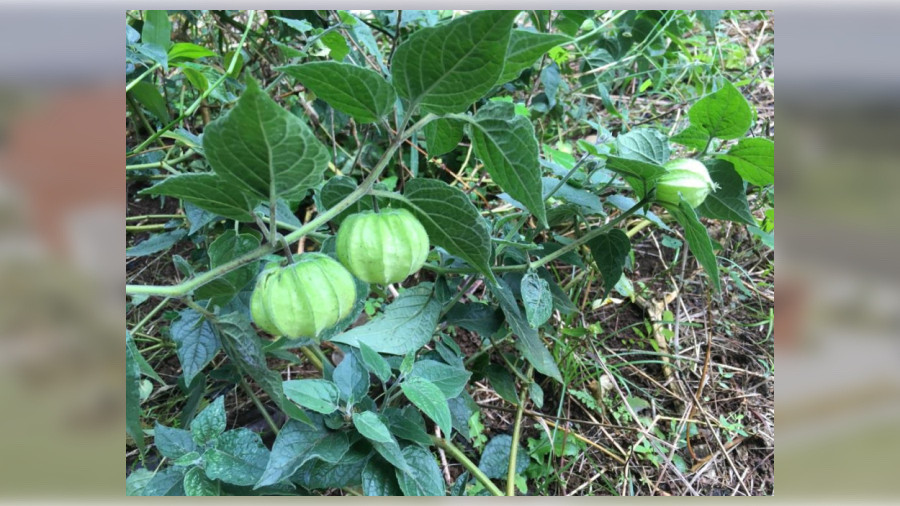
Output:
[{"xmin": 0, "ymin": 1, "xmax": 898, "ymax": 499}]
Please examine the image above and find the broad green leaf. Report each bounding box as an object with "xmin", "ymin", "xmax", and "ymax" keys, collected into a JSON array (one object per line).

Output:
[
  {"xmin": 171, "ymin": 309, "xmax": 221, "ymax": 385},
  {"xmin": 671, "ymin": 124, "xmax": 711, "ymax": 151},
  {"xmin": 279, "ymin": 62, "xmax": 396, "ymax": 123},
  {"xmin": 202, "ymin": 79, "xmax": 330, "ymax": 205},
  {"xmin": 485, "ymin": 364, "xmax": 519, "ymax": 405},
  {"xmin": 194, "ymin": 231, "xmax": 260, "ymax": 307},
  {"xmin": 184, "ymin": 466, "xmax": 220, "ymax": 496},
  {"xmin": 422, "ymin": 117, "xmax": 465, "ymax": 157},
  {"xmin": 401, "ymin": 376, "xmax": 453, "ymax": 436},
  {"xmin": 168, "ymin": 42, "xmax": 216, "ymax": 62},
  {"xmin": 521, "ymin": 270, "xmax": 552, "ymax": 328},
  {"xmin": 184, "ymin": 202, "xmax": 219, "ymax": 234},
  {"xmin": 529, "ymin": 381, "xmax": 544, "ymax": 409},
  {"xmin": 215, "ymin": 312, "xmax": 314, "ymax": 426},
  {"xmin": 331, "ymin": 283, "xmax": 441, "ymax": 355},
  {"xmin": 141, "ymin": 467, "xmax": 185, "ymax": 496},
  {"xmin": 537, "ymin": 267, "xmax": 579, "ymax": 314},
  {"xmin": 442, "ymin": 302, "xmax": 503, "ymax": 337},
  {"xmin": 282, "ymin": 379, "xmax": 341, "ymax": 414},
  {"xmin": 320, "ymin": 31, "xmax": 349, "ymax": 61},
  {"xmin": 671, "ymin": 200, "xmax": 721, "ymax": 292},
  {"xmin": 695, "ymin": 10, "xmax": 725, "ymax": 31},
  {"xmin": 190, "ymin": 396, "xmax": 226, "ymax": 446},
  {"xmin": 697, "ymin": 159, "xmax": 756, "ymax": 225},
  {"xmin": 125, "ymin": 331, "xmax": 144, "ymax": 450},
  {"xmin": 274, "ymin": 16, "xmax": 313, "ymax": 33},
  {"xmin": 392, "ymin": 10, "xmax": 518, "ymax": 113},
  {"xmin": 126, "ymin": 468, "xmax": 154, "ymax": 496},
  {"xmin": 140, "ymin": 173, "xmax": 255, "ymax": 222},
  {"xmin": 363, "ymin": 457, "xmax": 402, "ymax": 496},
  {"xmin": 541, "ymin": 177, "xmax": 605, "ymax": 216},
  {"xmin": 478, "ymin": 434, "xmax": 529, "ymax": 479},
  {"xmin": 333, "ymin": 351, "xmax": 369, "ymax": 405},
  {"xmin": 317, "ymin": 176, "xmax": 384, "ymax": 226},
  {"xmin": 604, "ymin": 155, "xmax": 667, "ymax": 198},
  {"xmin": 605, "ymin": 194, "xmax": 669, "ymax": 230},
  {"xmin": 292, "ymin": 442, "xmax": 370, "ymax": 490},
  {"xmin": 410, "ymin": 359, "xmax": 471, "ymax": 399},
  {"xmin": 717, "ymin": 137, "xmax": 774, "ymax": 186},
  {"xmin": 203, "ymin": 428, "xmax": 270, "ymax": 486},
  {"xmin": 447, "ymin": 393, "xmax": 479, "ymax": 436},
  {"xmin": 154, "ymin": 423, "xmax": 198, "ymax": 460},
  {"xmin": 255, "ymin": 418, "xmax": 350, "ymax": 488},
  {"xmin": 352, "ymin": 411, "xmax": 393, "ymax": 443},
  {"xmin": 469, "ymin": 101, "xmax": 547, "ymax": 227},
  {"xmin": 489, "ymin": 278, "xmax": 562, "ymax": 382},
  {"xmin": 688, "ymin": 80, "xmax": 753, "ymax": 140},
  {"xmin": 358, "ymin": 341, "xmax": 393, "ymax": 383},
  {"xmin": 587, "ymin": 229, "xmax": 631, "ymax": 299},
  {"xmin": 616, "ymin": 128, "xmax": 670, "ymax": 165},
  {"xmin": 402, "ymin": 178, "xmax": 494, "ymax": 280},
  {"xmin": 125, "ymin": 229, "xmax": 187, "ymax": 258},
  {"xmin": 130, "ymin": 80, "xmax": 171, "ymax": 123},
  {"xmin": 396, "ymin": 445, "xmax": 445, "ymax": 496},
  {"xmin": 384, "ymin": 406, "xmax": 433, "ymax": 445},
  {"xmin": 498, "ymin": 30, "xmax": 572, "ymax": 84},
  {"xmin": 126, "ymin": 330, "xmax": 164, "ymax": 384},
  {"xmin": 142, "ymin": 10, "xmax": 171, "ymax": 51}
]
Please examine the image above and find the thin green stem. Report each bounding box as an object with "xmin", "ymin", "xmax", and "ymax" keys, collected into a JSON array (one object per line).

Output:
[
  {"xmin": 431, "ymin": 436, "xmax": 504, "ymax": 497},
  {"xmin": 129, "ymin": 297, "xmax": 171, "ymax": 335},
  {"xmin": 506, "ymin": 366, "xmax": 532, "ymax": 495},
  {"xmin": 126, "ymin": 214, "xmax": 184, "ymax": 221},
  {"xmin": 126, "ymin": 224, "xmax": 169, "ymax": 232},
  {"xmin": 125, "ymin": 62, "xmax": 161, "ymax": 93},
  {"xmin": 240, "ymin": 377, "xmax": 280, "ymax": 435},
  {"xmin": 126, "ymin": 149, "xmax": 196, "ymax": 171}
]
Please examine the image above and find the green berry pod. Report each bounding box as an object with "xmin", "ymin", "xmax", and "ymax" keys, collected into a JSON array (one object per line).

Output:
[
  {"xmin": 655, "ymin": 158, "xmax": 716, "ymax": 208},
  {"xmin": 336, "ymin": 208, "xmax": 430, "ymax": 284},
  {"xmin": 250, "ymin": 253, "xmax": 356, "ymax": 339}
]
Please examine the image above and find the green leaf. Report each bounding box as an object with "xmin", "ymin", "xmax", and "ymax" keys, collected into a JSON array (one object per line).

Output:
[
  {"xmin": 126, "ymin": 331, "xmax": 144, "ymax": 450},
  {"xmin": 130, "ymin": 80, "xmax": 171, "ymax": 123},
  {"xmin": 274, "ymin": 16, "xmax": 313, "ymax": 33},
  {"xmin": 168, "ymin": 42, "xmax": 216, "ymax": 62},
  {"xmin": 279, "ymin": 62, "xmax": 396, "ymax": 124},
  {"xmin": 190, "ymin": 396, "xmax": 226, "ymax": 446},
  {"xmin": 498, "ymin": 30, "xmax": 572, "ymax": 84},
  {"xmin": 410, "ymin": 359, "xmax": 471, "ymax": 399},
  {"xmin": 125, "ymin": 229, "xmax": 187, "ymax": 258},
  {"xmin": 671, "ymin": 200, "xmax": 721, "ymax": 292},
  {"xmin": 168, "ymin": 309, "xmax": 220, "ymax": 386},
  {"xmin": 716, "ymin": 137, "xmax": 774, "ymax": 186},
  {"xmin": 142, "ymin": 467, "xmax": 185, "ymax": 496},
  {"xmin": 696, "ymin": 159, "xmax": 756, "ymax": 225},
  {"xmin": 333, "ymin": 351, "xmax": 369, "ymax": 405},
  {"xmin": 126, "ymin": 468, "xmax": 154, "ymax": 496},
  {"xmin": 195, "ymin": 231, "xmax": 260, "ymax": 307},
  {"xmin": 695, "ymin": 10, "xmax": 725, "ymax": 31},
  {"xmin": 401, "ymin": 376, "xmax": 453, "ymax": 436},
  {"xmin": 541, "ymin": 177, "xmax": 605, "ymax": 216},
  {"xmin": 671, "ymin": 124, "xmax": 711, "ymax": 151},
  {"xmin": 392, "ymin": 10, "xmax": 518, "ymax": 114},
  {"xmin": 529, "ymin": 381, "xmax": 544, "ymax": 409},
  {"xmin": 154, "ymin": 423, "xmax": 198, "ymax": 460},
  {"xmin": 485, "ymin": 364, "xmax": 519, "ymax": 405},
  {"xmin": 282, "ymin": 379, "xmax": 341, "ymax": 414},
  {"xmin": 184, "ymin": 466, "xmax": 220, "ymax": 496},
  {"xmin": 469, "ymin": 101, "xmax": 546, "ymax": 227},
  {"xmin": 384, "ymin": 406, "xmax": 433, "ymax": 445},
  {"xmin": 140, "ymin": 174, "xmax": 255, "ymax": 222},
  {"xmin": 331, "ymin": 283, "xmax": 441, "ymax": 355},
  {"xmin": 402, "ymin": 178, "xmax": 494, "ymax": 280},
  {"xmin": 142, "ymin": 10, "xmax": 171, "ymax": 51},
  {"xmin": 293, "ymin": 442, "xmax": 370, "ymax": 490},
  {"xmin": 521, "ymin": 270, "xmax": 553, "ymax": 328},
  {"xmin": 363, "ymin": 457, "xmax": 402, "ymax": 496},
  {"xmin": 202, "ymin": 78, "xmax": 330, "ymax": 205},
  {"xmin": 442, "ymin": 302, "xmax": 503, "ymax": 337},
  {"xmin": 396, "ymin": 445, "xmax": 446, "ymax": 496},
  {"xmin": 352, "ymin": 411, "xmax": 411, "ymax": 473},
  {"xmin": 586, "ymin": 229, "xmax": 631, "ymax": 299},
  {"xmin": 317, "ymin": 176, "xmax": 385, "ymax": 226},
  {"xmin": 423, "ymin": 118, "xmax": 465, "ymax": 157},
  {"xmin": 490, "ymin": 279, "xmax": 562, "ymax": 382},
  {"xmin": 688, "ymin": 80, "xmax": 753, "ymax": 140},
  {"xmin": 215, "ymin": 313, "xmax": 314, "ymax": 426},
  {"xmin": 604, "ymin": 155, "xmax": 666, "ymax": 198},
  {"xmin": 320, "ymin": 31, "xmax": 349, "ymax": 61},
  {"xmin": 358, "ymin": 341, "xmax": 393, "ymax": 383},
  {"xmin": 127, "ymin": 329, "xmax": 165, "ymax": 384},
  {"xmin": 255, "ymin": 417, "xmax": 350, "ymax": 488},
  {"xmin": 203, "ymin": 428, "xmax": 270, "ymax": 486},
  {"xmin": 478, "ymin": 434, "xmax": 528, "ymax": 479},
  {"xmin": 616, "ymin": 128, "xmax": 670, "ymax": 165}
]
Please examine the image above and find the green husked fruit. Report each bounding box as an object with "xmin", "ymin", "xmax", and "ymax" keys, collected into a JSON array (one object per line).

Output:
[
  {"xmin": 336, "ymin": 208, "xmax": 430, "ymax": 284},
  {"xmin": 655, "ymin": 158, "xmax": 717, "ymax": 208},
  {"xmin": 250, "ymin": 253, "xmax": 356, "ymax": 339}
]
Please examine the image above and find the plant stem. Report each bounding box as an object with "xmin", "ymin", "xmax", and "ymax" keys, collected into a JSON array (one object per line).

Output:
[
  {"xmin": 126, "ymin": 62, "xmax": 161, "ymax": 93},
  {"xmin": 126, "ymin": 114, "xmax": 433, "ymax": 297},
  {"xmin": 506, "ymin": 366, "xmax": 532, "ymax": 496},
  {"xmin": 126, "ymin": 149, "xmax": 196, "ymax": 170},
  {"xmin": 240, "ymin": 377, "xmax": 280, "ymax": 435},
  {"xmin": 129, "ymin": 297, "xmax": 171, "ymax": 335},
  {"xmin": 431, "ymin": 436, "xmax": 504, "ymax": 497},
  {"xmin": 127, "ymin": 224, "xmax": 169, "ymax": 232}
]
